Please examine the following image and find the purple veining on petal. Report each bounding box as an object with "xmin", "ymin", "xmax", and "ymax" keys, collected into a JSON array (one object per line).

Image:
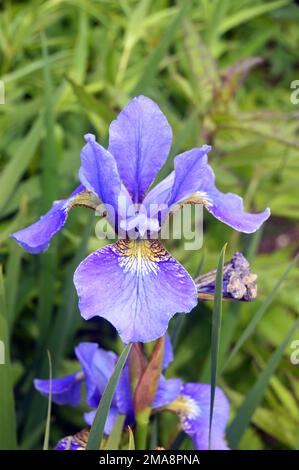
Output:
[
  {"xmin": 73, "ymin": 239, "xmax": 197, "ymax": 343},
  {"xmin": 54, "ymin": 437, "xmax": 83, "ymax": 450},
  {"xmin": 54, "ymin": 429, "xmax": 89, "ymax": 450}
]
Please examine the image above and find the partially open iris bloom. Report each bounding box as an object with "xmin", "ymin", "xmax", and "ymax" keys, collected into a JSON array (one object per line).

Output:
[
  {"xmin": 35, "ymin": 339, "xmax": 229, "ymax": 450},
  {"xmin": 12, "ymin": 96, "xmax": 270, "ymax": 343}
]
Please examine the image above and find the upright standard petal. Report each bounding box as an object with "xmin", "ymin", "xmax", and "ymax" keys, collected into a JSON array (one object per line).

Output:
[
  {"xmin": 75, "ymin": 343, "xmax": 100, "ymax": 408},
  {"xmin": 198, "ymin": 164, "xmax": 270, "ymax": 233},
  {"xmin": 74, "ymin": 239, "xmax": 197, "ymax": 343},
  {"xmin": 108, "ymin": 96, "xmax": 172, "ymax": 203},
  {"xmin": 80, "ymin": 134, "xmax": 127, "ymax": 220},
  {"xmin": 165, "ymin": 147, "xmax": 270, "ymax": 233},
  {"xmin": 166, "ymin": 146, "xmax": 212, "ymax": 209},
  {"xmin": 180, "ymin": 383, "xmax": 230, "ymax": 450},
  {"xmin": 10, "ymin": 185, "xmax": 99, "ymax": 254},
  {"xmin": 91, "ymin": 347, "xmax": 118, "ymax": 397},
  {"xmin": 143, "ymin": 172, "xmax": 175, "ymax": 208},
  {"xmin": 34, "ymin": 372, "xmax": 83, "ymax": 406},
  {"xmin": 143, "ymin": 172, "xmax": 175, "ymax": 223}
]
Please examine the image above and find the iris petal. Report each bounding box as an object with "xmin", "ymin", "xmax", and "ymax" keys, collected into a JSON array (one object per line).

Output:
[
  {"xmin": 92, "ymin": 348, "xmax": 118, "ymax": 398},
  {"xmin": 198, "ymin": 165, "xmax": 270, "ymax": 233},
  {"xmin": 11, "ymin": 185, "xmax": 99, "ymax": 254},
  {"xmin": 115, "ymin": 364, "xmax": 134, "ymax": 420},
  {"xmin": 181, "ymin": 383, "xmax": 230, "ymax": 450},
  {"xmin": 167, "ymin": 146, "xmax": 212, "ymax": 208},
  {"xmin": 75, "ymin": 343, "xmax": 100, "ymax": 408},
  {"xmin": 76, "ymin": 342, "xmax": 118, "ymax": 408},
  {"xmin": 153, "ymin": 376, "xmax": 182, "ymax": 409},
  {"xmin": 54, "ymin": 429, "xmax": 89, "ymax": 450},
  {"xmin": 80, "ymin": 134, "xmax": 129, "ymax": 223},
  {"xmin": 162, "ymin": 146, "xmax": 269, "ymax": 233},
  {"xmin": 143, "ymin": 172, "xmax": 175, "ymax": 208},
  {"xmin": 74, "ymin": 240, "xmax": 197, "ymax": 343},
  {"xmin": 84, "ymin": 407, "xmax": 119, "ymax": 435},
  {"xmin": 115, "ymin": 338, "xmax": 178, "ymax": 420},
  {"xmin": 108, "ymin": 96, "xmax": 172, "ymax": 203},
  {"xmin": 34, "ymin": 372, "xmax": 82, "ymax": 406}
]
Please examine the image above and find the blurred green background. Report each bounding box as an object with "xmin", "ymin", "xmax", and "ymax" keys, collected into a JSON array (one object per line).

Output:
[{"xmin": 0, "ymin": 0, "xmax": 299, "ymax": 450}]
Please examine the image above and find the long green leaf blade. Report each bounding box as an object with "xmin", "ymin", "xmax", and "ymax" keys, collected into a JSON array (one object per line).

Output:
[
  {"xmin": 86, "ymin": 343, "xmax": 132, "ymax": 450},
  {"xmin": 43, "ymin": 350, "xmax": 52, "ymax": 450},
  {"xmin": 209, "ymin": 244, "xmax": 226, "ymax": 449},
  {"xmin": 128, "ymin": 426, "xmax": 135, "ymax": 450},
  {"xmin": 219, "ymin": 0, "xmax": 290, "ymax": 34},
  {"xmin": 0, "ymin": 266, "xmax": 17, "ymax": 449},
  {"xmin": 22, "ymin": 36, "xmax": 58, "ymax": 437},
  {"xmin": 223, "ymin": 252, "xmax": 299, "ymax": 371},
  {"xmin": 5, "ymin": 241, "xmax": 23, "ymax": 332},
  {"xmin": 227, "ymin": 318, "xmax": 299, "ymax": 448},
  {"xmin": 0, "ymin": 117, "xmax": 42, "ymax": 211},
  {"xmin": 132, "ymin": 1, "xmax": 191, "ymax": 95},
  {"xmin": 37, "ymin": 33, "xmax": 58, "ymax": 344},
  {"xmin": 105, "ymin": 414, "xmax": 125, "ymax": 450}
]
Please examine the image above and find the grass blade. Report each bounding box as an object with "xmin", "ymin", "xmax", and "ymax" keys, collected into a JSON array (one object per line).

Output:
[
  {"xmin": 105, "ymin": 414, "xmax": 125, "ymax": 450},
  {"xmin": 0, "ymin": 116, "xmax": 42, "ymax": 211},
  {"xmin": 48, "ymin": 212, "xmax": 95, "ymax": 373},
  {"xmin": 5, "ymin": 241, "xmax": 23, "ymax": 332},
  {"xmin": 219, "ymin": 0, "xmax": 290, "ymax": 34},
  {"xmin": 209, "ymin": 244, "xmax": 227, "ymax": 449},
  {"xmin": 86, "ymin": 343, "xmax": 132, "ymax": 450},
  {"xmin": 37, "ymin": 33, "xmax": 58, "ymax": 344},
  {"xmin": 223, "ymin": 252, "xmax": 299, "ymax": 371},
  {"xmin": 21, "ymin": 35, "xmax": 58, "ymax": 437},
  {"xmin": 227, "ymin": 318, "xmax": 299, "ymax": 449},
  {"xmin": 0, "ymin": 266, "xmax": 17, "ymax": 449},
  {"xmin": 43, "ymin": 350, "xmax": 52, "ymax": 450},
  {"xmin": 132, "ymin": 1, "xmax": 191, "ymax": 95},
  {"xmin": 128, "ymin": 426, "xmax": 135, "ymax": 450}
]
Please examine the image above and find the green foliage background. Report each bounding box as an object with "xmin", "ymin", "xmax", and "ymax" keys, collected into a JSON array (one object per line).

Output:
[{"xmin": 0, "ymin": 0, "xmax": 298, "ymax": 450}]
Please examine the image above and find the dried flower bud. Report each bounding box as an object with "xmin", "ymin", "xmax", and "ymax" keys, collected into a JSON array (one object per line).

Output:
[{"xmin": 196, "ymin": 252, "xmax": 257, "ymax": 301}]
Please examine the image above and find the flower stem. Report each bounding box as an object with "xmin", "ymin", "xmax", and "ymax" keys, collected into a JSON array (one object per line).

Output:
[{"xmin": 135, "ymin": 409, "xmax": 150, "ymax": 450}]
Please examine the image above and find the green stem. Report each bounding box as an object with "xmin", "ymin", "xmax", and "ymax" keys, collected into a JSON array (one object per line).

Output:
[{"xmin": 135, "ymin": 409, "xmax": 150, "ymax": 450}]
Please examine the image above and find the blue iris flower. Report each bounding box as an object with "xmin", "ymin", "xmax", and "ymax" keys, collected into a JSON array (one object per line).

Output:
[
  {"xmin": 11, "ymin": 96, "xmax": 270, "ymax": 343},
  {"xmin": 35, "ymin": 337, "xmax": 229, "ymax": 450}
]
